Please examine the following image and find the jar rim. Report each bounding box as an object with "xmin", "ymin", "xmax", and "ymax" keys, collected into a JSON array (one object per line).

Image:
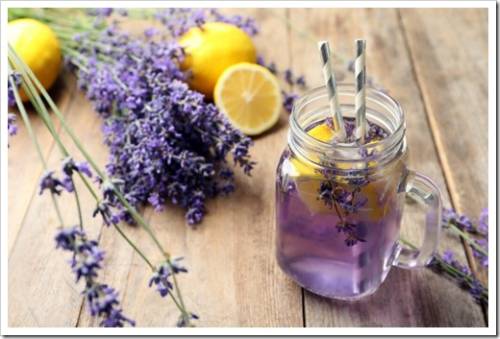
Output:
[{"xmin": 290, "ymin": 83, "xmax": 405, "ymax": 153}]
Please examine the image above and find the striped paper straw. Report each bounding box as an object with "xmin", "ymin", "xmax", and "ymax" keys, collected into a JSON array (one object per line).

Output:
[
  {"xmin": 318, "ymin": 41, "xmax": 347, "ymax": 142},
  {"xmin": 354, "ymin": 39, "xmax": 367, "ymax": 144}
]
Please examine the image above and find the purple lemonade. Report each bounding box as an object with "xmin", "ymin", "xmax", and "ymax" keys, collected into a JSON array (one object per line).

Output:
[
  {"xmin": 277, "ymin": 84, "xmax": 443, "ymax": 300},
  {"xmin": 275, "ymin": 118, "xmax": 407, "ymax": 299}
]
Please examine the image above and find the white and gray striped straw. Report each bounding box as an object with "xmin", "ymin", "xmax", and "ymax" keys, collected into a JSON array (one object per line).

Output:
[
  {"xmin": 318, "ymin": 41, "xmax": 347, "ymax": 142},
  {"xmin": 354, "ymin": 39, "xmax": 367, "ymax": 144}
]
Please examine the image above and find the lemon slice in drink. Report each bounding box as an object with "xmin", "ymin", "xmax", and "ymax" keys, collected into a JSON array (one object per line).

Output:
[
  {"xmin": 289, "ymin": 123, "xmax": 334, "ymax": 213},
  {"xmin": 214, "ymin": 63, "xmax": 282, "ymax": 136},
  {"xmin": 289, "ymin": 123, "xmax": 389, "ymax": 216}
]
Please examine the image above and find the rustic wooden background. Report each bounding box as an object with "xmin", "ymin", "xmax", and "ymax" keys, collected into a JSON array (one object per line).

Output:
[{"xmin": 8, "ymin": 8, "xmax": 488, "ymax": 327}]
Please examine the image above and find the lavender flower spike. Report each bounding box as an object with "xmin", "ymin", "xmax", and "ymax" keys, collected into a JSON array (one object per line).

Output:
[
  {"xmin": 55, "ymin": 226, "xmax": 135, "ymax": 327},
  {"xmin": 39, "ymin": 171, "xmax": 65, "ymax": 195},
  {"xmin": 149, "ymin": 257, "xmax": 188, "ymax": 298}
]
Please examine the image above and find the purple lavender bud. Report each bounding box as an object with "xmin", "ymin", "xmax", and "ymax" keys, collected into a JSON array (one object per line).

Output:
[
  {"xmin": 256, "ymin": 55, "xmax": 265, "ymax": 66},
  {"xmin": 284, "ymin": 69, "xmax": 294, "ymax": 86},
  {"xmin": 282, "ymin": 91, "xmax": 298, "ymax": 113},
  {"xmin": 442, "ymin": 208, "xmax": 475, "ymax": 233},
  {"xmin": 8, "ymin": 113, "xmax": 17, "ymax": 136},
  {"xmin": 469, "ymin": 279, "xmax": 486, "ymax": 303},
  {"xmin": 55, "ymin": 226, "xmax": 83, "ymax": 251},
  {"xmin": 144, "ymin": 27, "xmax": 158, "ymax": 39},
  {"xmin": 71, "ymin": 240, "xmax": 105, "ymax": 282},
  {"xmin": 442, "ymin": 250, "xmax": 454, "ymax": 264},
  {"xmin": 473, "ymin": 238, "xmax": 488, "ymax": 267},
  {"xmin": 88, "ymin": 8, "xmax": 113, "ymax": 17},
  {"xmin": 296, "ymin": 76, "xmax": 306, "ymax": 87},
  {"xmin": 149, "ymin": 258, "xmax": 188, "ymax": 298},
  {"xmin": 177, "ymin": 313, "xmax": 199, "ymax": 327},
  {"xmin": 39, "ymin": 171, "xmax": 65, "ymax": 195},
  {"xmin": 478, "ymin": 208, "xmax": 488, "ymax": 235},
  {"xmin": 56, "ymin": 227, "xmax": 134, "ymax": 326},
  {"xmin": 8, "ymin": 72, "xmax": 22, "ymax": 107}
]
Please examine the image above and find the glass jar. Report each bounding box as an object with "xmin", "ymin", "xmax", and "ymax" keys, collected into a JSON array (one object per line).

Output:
[{"xmin": 275, "ymin": 84, "xmax": 442, "ymax": 300}]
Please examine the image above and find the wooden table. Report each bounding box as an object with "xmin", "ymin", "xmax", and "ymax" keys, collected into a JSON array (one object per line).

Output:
[{"xmin": 8, "ymin": 8, "xmax": 488, "ymax": 327}]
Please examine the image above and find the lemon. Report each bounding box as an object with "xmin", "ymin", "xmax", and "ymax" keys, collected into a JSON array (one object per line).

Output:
[
  {"xmin": 288, "ymin": 123, "xmax": 385, "ymax": 215},
  {"xmin": 179, "ymin": 22, "xmax": 257, "ymax": 98},
  {"xmin": 8, "ymin": 18, "xmax": 62, "ymax": 101},
  {"xmin": 214, "ymin": 63, "xmax": 282, "ymax": 136}
]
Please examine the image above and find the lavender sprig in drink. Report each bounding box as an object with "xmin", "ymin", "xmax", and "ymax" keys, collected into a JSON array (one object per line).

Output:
[{"xmin": 276, "ymin": 117, "xmax": 399, "ymax": 299}]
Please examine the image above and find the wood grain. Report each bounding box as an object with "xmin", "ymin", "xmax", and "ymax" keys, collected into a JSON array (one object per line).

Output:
[
  {"xmin": 288, "ymin": 8, "xmax": 485, "ymax": 326},
  {"xmin": 7, "ymin": 8, "xmax": 488, "ymax": 328},
  {"xmin": 76, "ymin": 8, "xmax": 303, "ymax": 327},
  {"xmin": 398, "ymin": 8, "xmax": 488, "ymax": 281},
  {"xmin": 8, "ymin": 76, "xmax": 109, "ymax": 326},
  {"xmin": 7, "ymin": 71, "xmax": 75, "ymax": 254}
]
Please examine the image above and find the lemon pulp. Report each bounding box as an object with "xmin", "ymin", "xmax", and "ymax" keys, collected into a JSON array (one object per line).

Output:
[{"xmin": 214, "ymin": 62, "xmax": 282, "ymax": 136}]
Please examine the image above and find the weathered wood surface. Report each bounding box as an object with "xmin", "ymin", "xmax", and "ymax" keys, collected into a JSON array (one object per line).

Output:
[
  {"xmin": 399, "ymin": 8, "xmax": 489, "ymax": 283},
  {"xmin": 8, "ymin": 8, "xmax": 488, "ymax": 327},
  {"xmin": 288, "ymin": 8, "xmax": 486, "ymax": 327}
]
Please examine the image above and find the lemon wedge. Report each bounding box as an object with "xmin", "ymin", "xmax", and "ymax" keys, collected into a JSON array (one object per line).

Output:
[{"xmin": 214, "ymin": 63, "xmax": 282, "ymax": 136}]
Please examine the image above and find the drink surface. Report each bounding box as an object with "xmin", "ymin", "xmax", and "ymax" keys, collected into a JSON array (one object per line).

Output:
[{"xmin": 276, "ymin": 119, "xmax": 406, "ymax": 299}]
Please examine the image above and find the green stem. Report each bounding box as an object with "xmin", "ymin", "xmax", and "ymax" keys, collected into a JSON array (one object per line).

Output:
[
  {"xmin": 9, "ymin": 46, "xmax": 161, "ymax": 274},
  {"xmin": 401, "ymin": 238, "xmax": 487, "ymax": 297},
  {"xmin": 78, "ymin": 173, "xmax": 99, "ymax": 200},
  {"xmin": 112, "ymin": 222, "xmax": 155, "ymax": 270},
  {"xmin": 8, "ymin": 72, "xmax": 65, "ymax": 228},
  {"xmin": 9, "ymin": 44, "xmax": 170, "ymax": 261},
  {"xmin": 448, "ymin": 223, "xmax": 488, "ymax": 257},
  {"xmin": 72, "ymin": 177, "xmax": 84, "ymax": 229},
  {"xmin": 170, "ymin": 260, "xmax": 188, "ymax": 312}
]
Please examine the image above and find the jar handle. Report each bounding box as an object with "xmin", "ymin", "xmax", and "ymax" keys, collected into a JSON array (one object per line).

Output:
[{"xmin": 394, "ymin": 171, "xmax": 442, "ymax": 268}]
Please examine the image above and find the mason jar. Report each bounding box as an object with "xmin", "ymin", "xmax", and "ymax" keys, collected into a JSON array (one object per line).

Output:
[{"xmin": 275, "ymin": 84, "xmax": 442, "ymax": 300}]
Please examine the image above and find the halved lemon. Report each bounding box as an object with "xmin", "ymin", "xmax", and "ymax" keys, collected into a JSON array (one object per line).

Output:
[{"xmin": 214, "ymin": 63, "xmax": 282, "ymax": 136}]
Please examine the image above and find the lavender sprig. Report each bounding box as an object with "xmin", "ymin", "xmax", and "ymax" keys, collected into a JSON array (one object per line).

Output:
[
  {"xmin": 257, "ymin": 55, "xmax": 307, "ymax": 113},
  {"xmin": 442, "ymin": 208, "xmax": 488, "ymax": 266},
  {"xmin": 429, "ymin": 250, "xmax": 488, "ymax": 305},
  {"xmin": 56, "ymin": 226, "xmax": 135, "ymax": 327},
  {"xmin": 316, "ymin": 119, "xmax": 388, "ymax": 247}
]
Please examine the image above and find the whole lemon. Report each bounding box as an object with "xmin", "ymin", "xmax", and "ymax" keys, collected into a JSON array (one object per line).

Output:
[
  {"xmin": 179, "ymin": 22, "xmax": 257, "ymax": 98},
  {"xmin": 8, "ymin": 18, "xmax": 62, "ymax": 101}
]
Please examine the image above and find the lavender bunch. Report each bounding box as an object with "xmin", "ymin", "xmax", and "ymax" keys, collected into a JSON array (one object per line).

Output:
[
  {"xmin": 56, "ymin": 226, "xmax": 135, "ymax": 327},
  {"xmin": 57, "ymin": 15, "xmax": 255, "ymax": 226},
  {"xmin": 9, "ymin": 43, "xmax": 196, "ymax": 327}
]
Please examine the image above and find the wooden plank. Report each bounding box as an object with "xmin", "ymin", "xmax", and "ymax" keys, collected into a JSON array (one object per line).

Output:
[
  {"xmin": 77, "ymin": 8, "xmax": 303, "ymax": 327},
  {"xmin": 7, "ymin": 71, "xmax": 76, "ymax": 254},
  {"xmin": 8, "ymin": 80, "xmax": 109, "ymax": 326},
  {"xmin": 288, "ymin": 8, "xmax": 485, "ymax": 326},
  {"xmin": 398, "ymin": 8, "xmax": 488, "ymax": 280}
]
